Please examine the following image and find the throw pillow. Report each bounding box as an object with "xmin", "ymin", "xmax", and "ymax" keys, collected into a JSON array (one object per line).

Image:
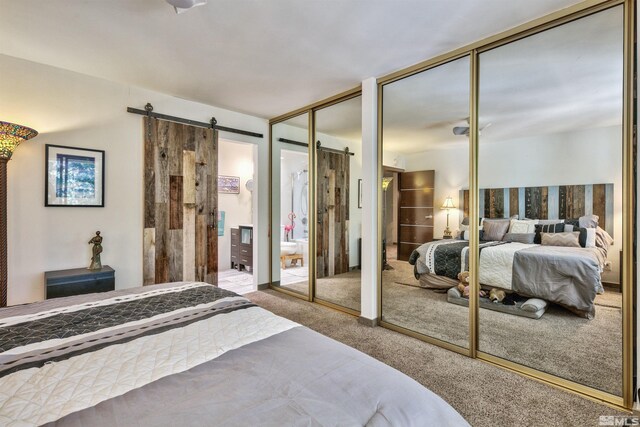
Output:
[
  {"xmin": 503, "ymin": 233, "xmax": 536, "ymax": 244},
  {"xmin": 579, "ymin": 214, "xmax": 599, "ymax": 229},
  {"xmin": 533, "ymin": 223, "xmax": 565, "ymax": 244},
  {"xmin": 541, "ymin": 232, "xmax": 581, "ymax": 247},
  {"xmin": 482, "ymin": 219, "xmax": 510, "ymax": 241},
  {"xmin": 508, "ymin": 219, "xmax": 538, "ymax": 234}
]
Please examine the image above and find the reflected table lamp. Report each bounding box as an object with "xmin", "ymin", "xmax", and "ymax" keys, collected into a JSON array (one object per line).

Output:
[
  {"xmin": 0, "ymin": 121, "xmax": 38, "ymax": 307},
  {"xmin": 440, "ymin": 196, "xmax": 456, "ymax": 239}
]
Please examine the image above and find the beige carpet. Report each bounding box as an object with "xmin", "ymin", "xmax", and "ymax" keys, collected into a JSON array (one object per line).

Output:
[
  {"xmin": 245, "ymin": 289, "xmax": 631, "ymax": 427},
  {"xmin": 278, "ymin": 258, "xmax": 623, "ymax": 396},
  {"xmin": 284, "ymin": 270, "xmax": 362, "ymax": 312},
  {"xmin": 380, "ymin": 260, "xmax": 622, "ymax": 396}
]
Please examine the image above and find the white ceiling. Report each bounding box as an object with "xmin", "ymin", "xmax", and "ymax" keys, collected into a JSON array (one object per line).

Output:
[
  {"xmin": 0, "ymin": 0, "xmax": 587, "ymax": 119},
  {"xmin": 382, "ymin": 5, "xmax": 623, "ymax": 154}
]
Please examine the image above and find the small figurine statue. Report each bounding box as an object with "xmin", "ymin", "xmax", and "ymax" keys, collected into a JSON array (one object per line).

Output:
[{"xmin": 88, "ymin": 231, "xmax": 103, "ymax": 270}]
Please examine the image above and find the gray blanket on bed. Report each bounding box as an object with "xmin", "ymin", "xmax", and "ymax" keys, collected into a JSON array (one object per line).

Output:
[
  {"xmin": 411, "ymin": 241, "xmax": 605, "ymax": 318},
  {"xmin": 0, "ymin": 282, "xmax": 467, "ymax": 426},
  {"xmin": 512, "ymin": 245, "xmax": 604, "ymax": 318}
]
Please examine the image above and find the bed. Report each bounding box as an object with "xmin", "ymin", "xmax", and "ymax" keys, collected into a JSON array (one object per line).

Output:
[
  {"xmin": 409, "ymin": 237, "xmax": 608, "ymax": 318},
  {"xmin": 0, "ymin": 282, "xmax": 467, "ymax": 426}
]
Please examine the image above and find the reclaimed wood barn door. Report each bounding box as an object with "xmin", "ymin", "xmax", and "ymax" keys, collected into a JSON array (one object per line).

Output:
[
  {"xmin": 317, "ymin": 150, "xmax": 349, "ymax": 278},
  {"xmin": 143, "ymin": 118, "xmax": 218, "ymax": 285}
]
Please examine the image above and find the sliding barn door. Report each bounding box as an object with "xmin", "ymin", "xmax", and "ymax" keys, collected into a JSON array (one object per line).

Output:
[
  {"xmin": 397, "ymin": 170, "xmax": 434, "ymax": 261},
  {"xmin": 317, "ymin": 150, "xmax": 349, "ymax": 278},
  {"xmin": 143, "ymin": 117, "xmax": 218, "ymax": 285}
]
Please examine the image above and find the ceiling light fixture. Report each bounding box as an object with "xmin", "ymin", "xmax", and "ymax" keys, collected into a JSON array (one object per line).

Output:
[{"xmin": 165, "ymin": 0, "xmax": 207, "ymax": 14}]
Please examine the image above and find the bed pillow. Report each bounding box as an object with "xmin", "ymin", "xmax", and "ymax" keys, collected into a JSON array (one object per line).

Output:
[
  {"xmin": 508, "ymin": 219, "xmax": 538, "ymax": 234},
  {"xmin": 533, "ymin": 223, "xmax": 565, "ymax": 244},
  {"xmin": 482, "ymin": 219, "xmax": 510, "ymax": 241},
  {"xmin": 503, "ymin": 233, "xmax": 535, "ymax": 244},
  {"xmin": 564, "ymin": 224, "xmax": 575, "ymax": 232},
  {"xmin": 574, "ymin": 227, "xmax": 593, "ymax": 248},
  {"xmin": 537, "ymin": 219, "xmax": 564, "ymax": 225},
  {"xmin": 585, "ymin": 228, "xmax": 596, "ymax": 248},
  {"xmin": 564, "ymin": 218, "xmax": 581, "ymax": 229},
  {"xmin": 579, "ymin": 214, "xmax": 599, "ymax": 229},
  {"xmin": 541, "ymin": 232, "xmax": 581, "ymax": 247},
  {"xmin": 521, "ymin": 298, "xmax": 548, "ymax": 313},
  {"xmin": 460, "ymin": 230, "xmax": 484, "ymax": 240},
  {"xmin": 461, "ymin": 217, "xmax": 484, "ymax": 226}
]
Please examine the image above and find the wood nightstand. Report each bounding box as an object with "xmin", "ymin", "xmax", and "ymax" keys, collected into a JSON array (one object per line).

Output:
[{"xmin": 45, "ymin": 266, "xmax": 115, "ymax": 299}]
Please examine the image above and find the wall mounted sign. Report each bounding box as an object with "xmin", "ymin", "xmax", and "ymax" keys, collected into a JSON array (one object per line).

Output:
[
  {"xmin": 45, "ymin": 144, "xmax": 105, "ymax": 207},
  {"xmin": 218, "ymin": 175, "xmax": 240, "ymax": 194}
]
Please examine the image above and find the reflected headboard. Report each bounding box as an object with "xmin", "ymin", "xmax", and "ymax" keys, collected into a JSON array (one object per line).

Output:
[{"xmin": 459, "ymin": 184, "xmax": 614, "ymax": 235}]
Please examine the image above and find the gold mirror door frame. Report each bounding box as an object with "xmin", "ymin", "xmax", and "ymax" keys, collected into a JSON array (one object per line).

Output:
[
  {"xmin": 377, "ymin": 0, "xmax": 634, "ymax": 410},
  {"xmin": 268, "ymin": 88, "xmax": 363, "ymax": 314},
  {"xmin": 268, "ymin": 112, "xmax": 313, "ymax": 300},
  {"xmin": 312, "ymin": 93, "xmax": 363, "ymax": 315}
]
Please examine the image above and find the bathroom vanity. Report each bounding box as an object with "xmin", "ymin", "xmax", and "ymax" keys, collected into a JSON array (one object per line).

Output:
[{"xmin": 231, "ymin": 225, "xmax": 253, "ymax": 272}]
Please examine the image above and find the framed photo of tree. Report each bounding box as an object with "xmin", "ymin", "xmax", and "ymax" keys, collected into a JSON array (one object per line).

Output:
[{"xmin": 45, "ymin": 145, "xmax": 105, "ymax": 207}]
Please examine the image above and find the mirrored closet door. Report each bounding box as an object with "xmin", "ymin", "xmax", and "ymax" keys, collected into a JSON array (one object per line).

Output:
[
  {"xmin": 271, "ymin": 113, "xmax": 310, "ymax": 297},
  {"xmin": 313, "ymin": 95, "xmax": 363, "ymax": 312},
  {"xmin": 476, "ymin": 5, "xmax": 624, "ymax": 396},
  {"xmin": 380, "ymin": 56, "xmax": 471, "ymax": 350}
]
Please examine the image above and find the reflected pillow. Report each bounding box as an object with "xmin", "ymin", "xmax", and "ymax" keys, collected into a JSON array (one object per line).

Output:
[
  {"xmin": 533, "ymin": 223, "xmax": 565, "ymax": 244},
  {"xmin": 541, "ymin": 232, "xmax": 581, "ymax": 247},
  {"xmin": 508, "ymin": 219, "xmax": 538, "ymax": 234},
  {"xmin": 537, "ymin": 219, "xmax": 564, "ymax": 225},
  {"xmin": 482, "ymin": 219, "xmax": 510, "ymax": 241},
  {"xmin": 460, "ymin": 230, "xmax": 484, "ymax": 241},
  {"xmin": 503, "ymin": 233, "xmax": 535, "ymax": 244},
  {"xmin": 579, "ymin": 214, "xmax": 599, "ymax": 229},
  {"xmin": 585, "ymin": 228, "xmax": 596, "ymax": 248}
]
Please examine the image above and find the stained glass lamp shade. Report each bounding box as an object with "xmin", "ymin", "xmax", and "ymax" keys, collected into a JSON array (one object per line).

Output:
[
  {"xmin": 0, "ymin": 121, "xmax": 37, "ymax": 308},
  {"xmin": 0, "ymin": 121, "xmax": 38, "ymax": 160}
]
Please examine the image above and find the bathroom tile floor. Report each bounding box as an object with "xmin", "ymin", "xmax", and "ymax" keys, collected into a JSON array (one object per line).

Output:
[
  {"xmin": 218, "ymin": 268, "xmax": 254, "ymax": 295},
  {"xmin": 217, "ymin": 265, "xmax": 309, "ymax": 295}
]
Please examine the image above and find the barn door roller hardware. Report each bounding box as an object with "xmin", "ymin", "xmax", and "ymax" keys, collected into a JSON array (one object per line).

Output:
[
  {"xmin": 277, "ymin": 138, "xmax": 354, "ymax": 156},
  {"xmin": 127, "ymin": 103, "xmax": 263, "ymax": 138}
]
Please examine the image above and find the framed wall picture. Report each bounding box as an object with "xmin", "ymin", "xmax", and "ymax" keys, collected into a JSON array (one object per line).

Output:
[
  {"xmin": 218, "ymin": 175, "xmax": 240, "ymax": 194},
  {"xmin": 358, "ymin": 179, "xmax": 363, "ymax": 208},
  {"xmin": 45, "ymin": 145, "xmax": 105, "ymax": 207}
]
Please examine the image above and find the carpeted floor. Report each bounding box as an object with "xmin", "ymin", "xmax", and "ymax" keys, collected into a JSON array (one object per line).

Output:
[
  {"xmin": 285, "ymin": 270, "xmax": 362, "ymax": 312},
  {"xmin": 277, "ymin": 258, "xmax": 623, "ymax": 395},
  {"xmin": 245, "ymin": 289, "xmax": 631, "ymax": 427}
]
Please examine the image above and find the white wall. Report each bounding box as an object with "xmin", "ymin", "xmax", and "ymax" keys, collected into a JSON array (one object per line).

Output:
[
  {"xmin": 0, "ymin": 54, "xmax": 269, "ymax": 305},
  {"xmin": 217, "ymin": 140, "xmax": 254, "ymax": 271},
  {"xmin": 404, "ymin": 125, "xmax": 622, "ymax": 283}
]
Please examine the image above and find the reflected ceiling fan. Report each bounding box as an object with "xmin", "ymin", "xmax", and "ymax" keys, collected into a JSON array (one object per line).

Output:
[
  {"xmin": 452, "ymin": 117, "xmax": 492, "ymax": 136},
  {"xmin": 166, "ymin": 0, "xmax": 207, "ymax": 14}
]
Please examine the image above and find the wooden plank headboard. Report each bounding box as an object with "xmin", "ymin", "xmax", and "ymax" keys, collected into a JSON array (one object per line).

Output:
[{"xmin": 460, "ymin": 184, "xmax": 614, "ymax": 235}]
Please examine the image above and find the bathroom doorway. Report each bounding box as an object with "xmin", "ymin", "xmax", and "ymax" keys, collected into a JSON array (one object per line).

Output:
[
  {"xmin": 277, "ymin": 149, "xmax": 310, "ymax": 291},
  {"xmin": 216, "ymin": 139, "xmax": 257, "ymax": 294}
]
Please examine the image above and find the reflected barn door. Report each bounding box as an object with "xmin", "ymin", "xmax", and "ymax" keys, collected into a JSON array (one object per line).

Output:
[
  {"xmin": 317, "ymin": 150, "xmax": 350, "ymax": 278},
  {"xmin": 397, "ymin": 170, "xmax": 434, "ymax": 261},
  {"xmin": 143, "ymin": 117, "xmax": 218, "ymax": 285}
]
